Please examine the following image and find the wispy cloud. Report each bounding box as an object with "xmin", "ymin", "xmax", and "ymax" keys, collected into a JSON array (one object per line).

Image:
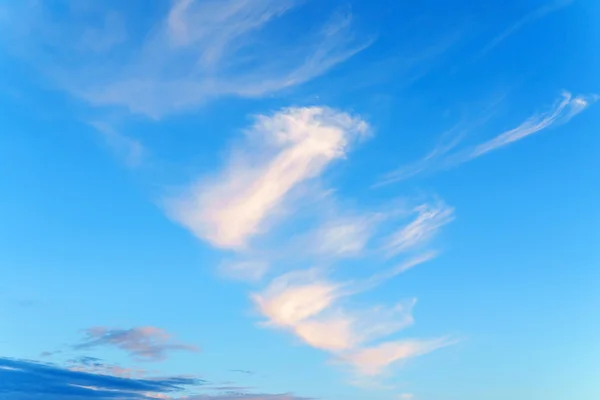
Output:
[
  {"xmin": 3, "ymin": 0, "xmax": 370, "ymax": 119},
  {"xmin": 341, "ymin": 337, "xmax": 457, "ymax": 377},
  {"xmin": 305, "ymin": 214, "xmax": 381, "ymax": 259},
  {"xmin": 165, "ymin": 105, "xmax": 456, "ymax": 376},
  {"xmin": 253, "ymin": 269, "xmax": 419, "ymax": 352},
  {"xmin": 379, "ymin": 91, "xmax": 598, "ymax": 184},
  {"xmin": 74, "ymin": 327, "xmax": 199, "ymax": 362},
  {"xmin": 166, "ymin": 107, "xmax": 369, "ymax": 252},
  {"xmin": 90, "ymin": 121, "xmax": 145, "ymax": 167},
  {"xmin": 467, "ymin": 92, "xmax": 596, "ymax": 158},
  {"xmin": 476, "ymin": 0, "xmax": 575, "ymax": 59},
  {"xmin": 219, "ymin": 260, "xmax": 271, "ymax": 282},
  {"xmin": 251, "ymin": 252, "xmax": 453, "ymax": 376},
  {"xmin": 383, "ymin": 202, "xmax": 454, "ymax": 258}
]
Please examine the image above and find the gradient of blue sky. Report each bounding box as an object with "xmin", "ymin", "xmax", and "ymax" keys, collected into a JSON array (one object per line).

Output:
[{"xmin": 0, "ymin": 1, "xmax": 599, "ymax": 399}]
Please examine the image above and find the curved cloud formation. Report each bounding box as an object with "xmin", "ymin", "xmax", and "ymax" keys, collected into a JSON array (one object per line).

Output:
[
  {"xmin": 380, "ymin": 91, "xmax": 598, "ymax": 184},
  {"xmin": 166, "ymin": 106, "xmax": 456, "ymax": 377},
  {"xmin": 167, "ymin": 107, "xmax": 369, "ymax": 250}
]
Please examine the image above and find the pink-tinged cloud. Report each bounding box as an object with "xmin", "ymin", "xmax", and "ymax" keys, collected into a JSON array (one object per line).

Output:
[
  {"xmin": 341, "ymin": 337, "xmax": 458, "ymax": 376},
  {"xmin": 75, "ymin": 327, "xmax": 199, "ymax": 362}
]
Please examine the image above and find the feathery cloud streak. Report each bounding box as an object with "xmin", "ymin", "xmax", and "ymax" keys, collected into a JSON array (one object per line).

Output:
[
  {"xmin": 342, "ymin": 337, "xmax": 457, "ymax": 377},
  {"xmin": 468, "ymin": 92, "xmax": 596, "ymax": 158},
  {"xmin": 476, "ymin": 0, "xmax": 575, "ymax": 58},
  {"xmin": 380, "ymin": 91, "xmax": 598, "ymax": 184},
  {"xmin": 2, "ymin": 0, "xmax": 371, "ymax": 118}
]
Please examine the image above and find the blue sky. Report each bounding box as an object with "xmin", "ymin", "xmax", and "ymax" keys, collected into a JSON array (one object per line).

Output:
[{"xmin": 0, "ymin": 0, "xmax": 599, "ymax": 399}]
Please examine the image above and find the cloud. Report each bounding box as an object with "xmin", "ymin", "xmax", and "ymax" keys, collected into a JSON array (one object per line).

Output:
[
  {"xmin": 476, "ymin": 0, "xmax": 575, "ymax": 58},
  {"xmin": 3, "ymin": 0, "xmax": 370, "ymax": 119},
  {"xmin": 77, "ymin": 10, "xmax": 127, "ymax": 53},
  {"xmin": 74, "ymin": 327, "xmax": 199, "ymax": 362},
  {"xmin": 383, "ymin": 202, "xmax": 454, "ymax": 258},
  {"xmin": 380, "ymin": 91, "xmax": 598, "ymax": 184},
  {"xmin": 307, "ymin": 214, "xmax": 380, "ymax": 258},
  {"xmin": 165, "ymin": 0, "xmax": 299, "ymax": 66},
  {"xmin": 161, "ymin": 101, "xmax": 455, "ymax": 377},
  {"xmin": 0, "ymin": 357, "xmax": 202, "ymax": 400},
  {"xmin": 219, "ymin": 260, "xmax": 271, "ymax": 282},
  {"xmin": 252, "ymin": 255, "xmax": 451, "ymax": 375},
  {"xmin": 467, "ymin": 92, "xmax": 596, "ymax": 158},
  {"xmin": 90, "ymin": 121, "xmax": 145, "ymax": 167},
  {"xmin": 163, "ymin": 104, "xmax": 455, "ymax": 375},
  {"xmin": 341, "ymin": 337, "xmax": 457, "ymax": 377},
  {"xmin": 167, "ymin": 106, "xmax": 369, "ymax": 251}
]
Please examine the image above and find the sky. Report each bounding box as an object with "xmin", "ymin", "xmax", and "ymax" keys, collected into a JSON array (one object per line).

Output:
[{"xmin": 0, "ymin": 0, "xmax": 599, "ymax": 399}]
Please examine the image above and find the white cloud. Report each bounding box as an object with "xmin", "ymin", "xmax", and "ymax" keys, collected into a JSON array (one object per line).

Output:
[
  {"xmin": 165, "ymin": 0, "xmax": 298, "ymax": 65},
  {"xmin": 468, "ymin": 91, "xmax": 594, "ymax": 158},
  {"xmin": 218, "ymin": 260, "xmax": 270, "ymax": 282},
  {"xmin": 379, "ymin": 91, "xmax": 598, "ymax": 184},
  {"xmin": 342, "ymin": 337, "xmax": 457, "ymax": 377},
  {"xmin": 476, "ymin": 0, "xmax": 575, "ymax": 59},
  {"xmin": 166, "ymin": 107, "xmax": 369, "ymax": 250},
  {"xmin": 83, "ymin": 1, "xmax": 370, "ymax": 118},
  {"xmin": 253, "ymin": 269, "xmax": 342, "ymax": 328},
  {"xmin": 309, "ymin": 215, "xmax": 380, "ymax": 258},
  {"xmin": 361, "ymin": 252, "xmax": 439, "ymax": 292},
  {"xmin": 77, "ymin": 10, "xmax": 127, "ymax": 53},
  {"xmin": 239, "ymin": 186, "xmax": 454, "ymax": 376},
  {"xmin": 3, "ymin": 0, "xmax": 371, "ymax": 119},
  {"xmin": 254, "ymin": 272, "xmax": 417, "ymax": 352},
  {"xmin": 251, "ymin": 253, "xmax": 451, "ymax": 375},
  {"xmin": 90, "ymin": 121, "xmax": 145, "ymax": 167},
  {"xmin": 383, "ymin": 202, "xmax": 454, "ymax": 257}
]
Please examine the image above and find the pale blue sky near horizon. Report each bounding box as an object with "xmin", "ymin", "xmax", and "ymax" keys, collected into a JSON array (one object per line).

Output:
[{"xmin": 1, "ymin": 1, "xmax": 599, "ymax": 400}]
